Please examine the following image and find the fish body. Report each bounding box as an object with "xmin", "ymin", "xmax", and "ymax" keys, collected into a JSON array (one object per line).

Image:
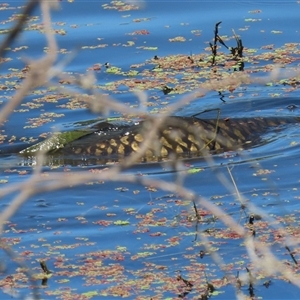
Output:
[{"xmin": 51, "ymin": 115, "xmax": 300, "ymax": 163}]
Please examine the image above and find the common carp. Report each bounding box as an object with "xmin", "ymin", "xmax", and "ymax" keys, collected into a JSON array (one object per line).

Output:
[{"xmin": 34, "ymin": 114, "xmax": 299, "ymax": 164}]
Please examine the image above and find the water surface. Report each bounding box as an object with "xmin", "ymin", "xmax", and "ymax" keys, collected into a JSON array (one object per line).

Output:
[{"xmin": 1, "ymin": 1, "xmax": 300, "ymax": 299}]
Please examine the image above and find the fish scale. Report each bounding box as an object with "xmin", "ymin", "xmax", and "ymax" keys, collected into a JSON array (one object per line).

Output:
[{"xmin": 54, "ymin": 116, "xmax": 300, "ymax": 162}]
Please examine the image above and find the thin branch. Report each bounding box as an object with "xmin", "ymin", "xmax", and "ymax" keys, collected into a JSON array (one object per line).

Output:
[{"xmin": 0, "ymin": 0, "xmax": 40, "ymax": 59}]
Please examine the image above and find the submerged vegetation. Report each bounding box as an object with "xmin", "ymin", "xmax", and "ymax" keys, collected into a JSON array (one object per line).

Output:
[{"xmin": 1, "ymin": 1, "xmax": 300, "ymax": 299}]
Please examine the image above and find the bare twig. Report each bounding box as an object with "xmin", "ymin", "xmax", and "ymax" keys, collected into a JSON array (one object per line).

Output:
[{"xmin": 0, "ymin": 0, "xmax": 40, "ymax": 59}]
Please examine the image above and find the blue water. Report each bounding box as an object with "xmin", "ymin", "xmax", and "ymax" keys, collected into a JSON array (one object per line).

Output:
[{"xmin": 1, "ymin": 1, "xmax": 300, "ymax": 299}]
